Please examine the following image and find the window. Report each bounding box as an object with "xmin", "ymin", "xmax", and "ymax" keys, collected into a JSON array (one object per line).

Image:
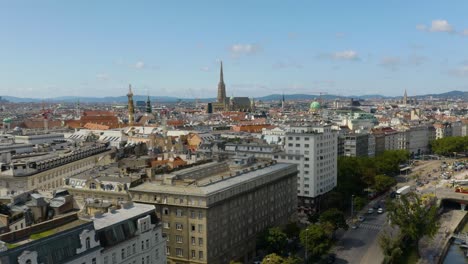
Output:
[
  {"xmin": 146, "ymin": 239, "xmax": 149, "ymax": 249},
  {"xmin": 176, "ymin": 248, "xmax": 183, "ymax": 257},
  {"xmin": 191, "ymin": 224, "xmax": 196, "ymax": 231},
  {"xmin": 305, "ymin": 144, "xmax": 309, "ymax": 148},
  {"xmin": 141, "ymin": 241, "xmax": 145, "ymax": 250},
  {"xmin": 146, "ymin": 256, "xmax": 150, "ymax": 264},
  {"xmin": 176, "ymin": 209, "xmax": 183, "ymax": 217},
  {"xmin": 295, "ymin": 144, "xmax": 300, "ymax": 147},
  {"xmin": 155, "ymin": 233, "xmax": 159, "ymax": 242},
  {"xmin": 127, "ymin": 246, "xmax": 130, "ymax": 257},
  {"xmin": 26, "ymin": 260, "xmax": 32, "ymax": 264},
  {"xmin": 191, "ymin": 236, "xmax": 196, "ymax": 245},
  {"xmin": 190, "ymin": 210, "xmax": 195, "ymax": 218},
  {"xmin": 163, "ymin": 222, "xmax": 170, "ymax": 229},
  {"xmin": 132, "ymin": 243, "xmax": 136, "ymax": 254},
  {"xmin": 142, "ymin": 257, "xmax": 145, "ymax": 264},
  {"xmin": 176, "ymin": 223, "xmax": 183, "ymax": 230},
  {"xmin": 176, "ymin": 235, "xmax": 183, "ymax": 243},
  {"xmin": 166, "ymin": 246, "xmax": 170, "ymax": 255},
  {"xmin": 86, "ymin": 237, "xmax": 91, "ymax": 249},
  {"xmin": 155, "ymin": 249, "xmax": 159, "ymax": 259},
  {"xmin": 104, "ymin": 256, "xmax": 108, "ymax": 264},
  {"xmin": 121, "ymin": 249, "xmax": 125, "ymax": 259},
  {"xmin": 198, "ymin": 237, "xmax": 203, "ymax": 246},
  {"xmin": 198, "ymin": 224, "xmax": 203, "ymax": 233},
  {"xmin": 198, "ymin": 211, "xmax": 203, "ymax": 219},
  {"xmin": 112, "ymin": 252, "xmax": 117, "ymax": 264},
  {"xmin": 199, "ymin": 251, "xmax": 204, "ymax": 260},
  {"xmin": 288, "ymin": 143, "xmax": 293, "ymax": 147},
  {"xmin": 163, "ymin": 208, "xmax": 169, "ymax": 215},
  {"xmin": 192, "ymin": 250, "xmax": 196, "ymax": 259}
]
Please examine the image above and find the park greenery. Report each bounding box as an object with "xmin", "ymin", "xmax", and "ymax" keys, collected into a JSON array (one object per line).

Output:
[
  {"xmin": 260, "ymin": 253, "xmax": 302, "ymax": 264},
  {"xmin": 430, "ymin": 136, "xmax": 468, "ymax": 156},
  {"xmin": 323, "ymin": 150, "xmax": 407, "ymax": 211},
  {"xmin": 381, "ymin": 192, "xmax": 439, "ymax": 261}
]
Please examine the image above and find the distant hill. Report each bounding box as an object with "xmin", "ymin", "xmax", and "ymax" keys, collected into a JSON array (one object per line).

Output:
[{"xmin": 1, "ymin": 90, "xmax": 465, "ymax": 103}]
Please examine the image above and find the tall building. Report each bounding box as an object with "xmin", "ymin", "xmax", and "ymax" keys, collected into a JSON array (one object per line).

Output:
[
  {"xmin": 128, "ymin": 85, "xmax": 135, "ymax": 125},
  {"xmin": 217, "ymin": 61, "xmax": 226, "ymax": 104},
  {"xmin": 274, "ymin": 125, "xmax": 338, "ymax": 212},
  {"xmin": 129, "ymin": 157, "xmax": 298, "ymax": 264},
  {"xmin": 146, "ymin": 95, "xmax": 152, "ymax": 114},
  {"xmin": 403, "ymin": 89, "xmax": 408, "ymax": 105}
]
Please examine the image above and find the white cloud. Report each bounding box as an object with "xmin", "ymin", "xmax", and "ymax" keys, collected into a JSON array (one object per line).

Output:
[
  {"xmin": 430, "ymin": 19, "xmax": 453, "ymax": 32},
  {"xmin": 229, "ymin": 44, "xmax": 261, "ymax": 57},
  {"xmin": 332, "ymin": 50, "xmax": 359, "ymax": 61},
  {"xmin": 134, "ymin": 61, "xmax": 145, "ymax": 69},
  {"xmin": 96, "ymin": 73, "xmax": 110, "ymax": 81},
  {"xmin": 417, "ymin": 19, "xmax": 454, "ymax": 33},
  {"xmin": 379, "ymin": 57, "xmax": 401, "ymax": 71},
  {"xmin": 416, "ymin": 24, "xmax": 427, "ymax": 31}
]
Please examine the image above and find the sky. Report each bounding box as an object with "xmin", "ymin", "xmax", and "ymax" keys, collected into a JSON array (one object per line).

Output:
[{"xmin": 1, "ymin": 1, "xmax": 468, "ymax": 98}]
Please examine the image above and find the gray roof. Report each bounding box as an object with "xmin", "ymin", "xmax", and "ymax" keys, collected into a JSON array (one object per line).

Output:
[{"xmin": 92, "ymin": 203, "xmax": 155, "ymax": 230}]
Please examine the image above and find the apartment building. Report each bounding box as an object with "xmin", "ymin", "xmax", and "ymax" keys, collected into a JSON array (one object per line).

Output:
[
  {"xmin": 274, "ymin": 125, "xmax": 338, "ymax": 211},
  {"xmin": 129, "ymin": 157, "xmax": 298, "ymax": 264}
]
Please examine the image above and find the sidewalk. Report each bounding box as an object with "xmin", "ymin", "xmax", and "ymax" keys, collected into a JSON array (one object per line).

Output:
[{"xmin": 418, "ymin": 210, "xmax": 467, "ymax": 264}]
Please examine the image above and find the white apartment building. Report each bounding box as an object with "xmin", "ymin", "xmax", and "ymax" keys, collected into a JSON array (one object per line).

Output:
[{"xmin": 274, "ymin": 125, "xmax": 337, "ymax": 211}]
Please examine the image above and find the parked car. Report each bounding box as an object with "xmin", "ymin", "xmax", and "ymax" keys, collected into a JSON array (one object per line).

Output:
[
  {"xmin": 367, "ymin": 208, "xmax": 374, "ymax": 214},
  {"xmin": 378, "ymin": 208, "xmax": 384, "ymax": 214},
  {"xmin": 358, "ymin": 216, "xmax": 366, "ymax": 222}
]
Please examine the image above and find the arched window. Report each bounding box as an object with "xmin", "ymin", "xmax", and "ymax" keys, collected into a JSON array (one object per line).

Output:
[
  {"xmin": 90, "ymin": 183, "xmax": 96, "ymax": 189},
  {"xmin": 86, "ymin": 237, "xmax": 91, "ymax": 249},
  {"xmin": 25, "ymin": 260, "xmax": 32, "ymax": 264}
]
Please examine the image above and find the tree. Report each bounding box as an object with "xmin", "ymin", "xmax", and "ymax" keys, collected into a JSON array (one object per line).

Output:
[
  {"xmin": 386, "ymin": 192, "xmax": 439, "ymax": 252},
  {"xmin": 284, "ymin": 221, "xmax": 300, "ymax": 239},
  {"xmin": 261, "ymin": 253, "xmax": 302, "ymax": 264},
  {"xmin": 353, "ymin": 196, "xmax": 366, "ymax": 212},
  {"xmin": 257, "ymin": 227, "xmax": 288, "ymax": 255},
  {"xmin": 373, "ymin": 174, "xmax": 397, "ymax": 193},
  {"xmin": 229, "ymin": 261, "xmax": 242, "ymax": 264},
  {"xmin": 300, "ymin": 224, "xmax": 332, "ymax": 258},
  {"xmin": 430, "ymin": 136, "xmax": 468, "ymax": 156},
  {"xmin": 379, "ymin": 232, "xmax": 403, "ymax": 264},
  {"xmin": 319, "ymin": 208, "xmax": 348, "ymax": 231}
]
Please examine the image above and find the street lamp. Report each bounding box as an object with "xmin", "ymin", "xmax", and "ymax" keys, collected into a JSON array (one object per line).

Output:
[{"xmin": 305, "ymin": 228, "xmax": 309, "ymax": 263}]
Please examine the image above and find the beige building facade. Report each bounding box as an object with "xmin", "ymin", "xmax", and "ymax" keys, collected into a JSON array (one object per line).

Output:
[{"xmin": 130, "ymin": 158, "xmax": 298, "ymax": 264}]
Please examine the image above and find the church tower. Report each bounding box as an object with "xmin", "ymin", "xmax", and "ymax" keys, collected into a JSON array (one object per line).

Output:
[
  {"xmin": 217, "ymin": 61, "xmax": 226, "ymax": 105},
  {"xmin": 146, "ymin": 95, "xmax": 152, "ymax": 114},
  {"xmin": 127, "ymin": 85, "xmax": 135, "ymax": 125},
  {"xmin": 403, "ymin": 89, "xmax": 408, "ymax": 105}
]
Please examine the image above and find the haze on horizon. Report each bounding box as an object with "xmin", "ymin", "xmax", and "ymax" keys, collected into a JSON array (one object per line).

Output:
[{"xmin": 1, "ymin": 1, "xmax": 468, "ymax": 98}]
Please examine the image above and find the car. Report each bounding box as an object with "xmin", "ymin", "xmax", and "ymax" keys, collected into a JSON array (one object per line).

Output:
[
  {"xmin": 358, "ymin": 216, "xmax": 365, "ymax": 222},
  {"xmin": 378, "ymin": 208, "xmax": 384, "ymax": 214},
  {"xmin": 351, "ymin": 224, "xmax": 358, "ymax": 229},
  {"xmin": 367, "ymin": 208, "xmax": 374, "ymax": 214},
  {"xmin": 390, "ymin": 191, "xmax": 396, "ymax": 199}
]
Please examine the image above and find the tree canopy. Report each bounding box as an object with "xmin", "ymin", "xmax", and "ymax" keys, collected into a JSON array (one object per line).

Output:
[
  {"xmin": 430, "ymin": 136, "xmax": 468, "ymax": 156},
  {"xmin": 319, "ymin": 208, "xmax": 348, "ymax": 231},
  {"xmin": 257, "ymin": 227, "xmax": 288, "ymax": 255},
  {"xmin": 300, "ymin": 224, "xmax": 333, "ymax": 258},
  {"xmin": 373, "ymin": 174, "xmax": 397, "ymax": 193},
  {"xmin": 261, "ymin": 253, "xmax": 302, "ymax": 264},
  {"xmin": 386, "ymin": 193, "xmax": 439, "ymax": 244}
]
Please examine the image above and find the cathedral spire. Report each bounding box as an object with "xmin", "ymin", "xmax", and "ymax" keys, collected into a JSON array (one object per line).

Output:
[{"xmin": 217, "ymin": 61, "xmax": 226, "ymax": 104}]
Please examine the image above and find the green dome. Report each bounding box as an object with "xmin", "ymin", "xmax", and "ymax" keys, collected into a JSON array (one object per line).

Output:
[
  {"xmin": 3, "ymin": 118, "xmax": 12, "ymax": 123},
  {"xmin": 310, "ymin": 101, "xmax": 321, "ymax": 110}
]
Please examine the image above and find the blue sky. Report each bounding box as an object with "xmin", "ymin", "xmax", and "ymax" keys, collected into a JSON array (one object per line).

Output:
[{"xmin": 1, "ymin": 1, "xmax": 468, "ymax": 98}]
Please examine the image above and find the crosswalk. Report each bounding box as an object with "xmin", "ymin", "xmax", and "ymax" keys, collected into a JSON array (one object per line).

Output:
[{"xmin": 358, "ymin": 222, "xmax": 383, "ymax": 231}]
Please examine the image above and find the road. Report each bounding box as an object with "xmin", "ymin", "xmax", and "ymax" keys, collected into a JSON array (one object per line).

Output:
[{"xmin": 333, "ymin": 210, "xmax": 387, "ymax": 264}]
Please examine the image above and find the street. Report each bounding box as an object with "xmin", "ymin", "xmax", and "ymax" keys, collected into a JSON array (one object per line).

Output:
[{"xmin": 333, "ymin": 209, "xmax": 388, "ymax": 264}]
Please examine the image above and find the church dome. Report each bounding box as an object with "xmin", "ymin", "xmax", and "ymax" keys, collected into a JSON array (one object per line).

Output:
[
  {"xmin": 310, "ymin": 101, "xmax": 321, "ymax": 110},
  {"xmin": 3, "ymin": 118, "xmax": 12, "ymax": 123}
]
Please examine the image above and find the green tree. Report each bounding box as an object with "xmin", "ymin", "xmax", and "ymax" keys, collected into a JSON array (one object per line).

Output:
[
  {"xmin": 319, "ymin": 208, "xmax": 348, "ymax": 231},
  {"xmin": 283, "ymin": 221, "xmax": 300, "ymax": 239},
  {"xmin": 386, "ymin": 192, "xmax": 439, "ymax": 254},
  {"xmin": 373, "ymin": 174, "xmax": 397, "ymax": 193},
  {"xmin": 261, "ymin": 253, "xmax": 302, "ymax": 264},
  {"xmin": 353, "ymin": 196, "xmax": 366, "ymax": 212},
  {"xmin": 300, "ymin": 224, "xmax": 332, "ymax": 258},
  {"xmin": 257, "ymin": 227, "xmax": 288, "ymax": 255},
  {"xmin": 229, "ymin": 261, "xmax": 242, "ymax": 264},
  {"xmin": 430, "ymin": 136, "xmax": 468, "ymax": 156},
  {"xmin": 379, "ymin": 232, "xmax": 403, "ymax": 264}
]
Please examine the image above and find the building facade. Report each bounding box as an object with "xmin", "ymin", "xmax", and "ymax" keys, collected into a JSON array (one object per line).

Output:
[{"xmin": 129, "ymin": 158, "xmax": 298, "ymax": 264}]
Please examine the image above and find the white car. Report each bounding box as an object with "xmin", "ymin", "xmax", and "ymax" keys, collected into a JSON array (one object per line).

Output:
[
  {"xmin": 377, "ymin": 208, "xmax": 384, "ymax": 214},
  {"xmin": 367, "ymin": 208, "xmax": 374, "ymax": 214}
]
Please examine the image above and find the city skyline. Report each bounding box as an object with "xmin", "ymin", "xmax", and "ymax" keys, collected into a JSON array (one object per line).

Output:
[{"xmin": 1, "ymin": 1, "xmax": 468, "ymax": 98}]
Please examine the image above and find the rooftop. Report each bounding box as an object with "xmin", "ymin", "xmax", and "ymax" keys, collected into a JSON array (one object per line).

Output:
[{"xmin": 91, "ymin": 203, "xmax": 155, "ymax": 230}]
